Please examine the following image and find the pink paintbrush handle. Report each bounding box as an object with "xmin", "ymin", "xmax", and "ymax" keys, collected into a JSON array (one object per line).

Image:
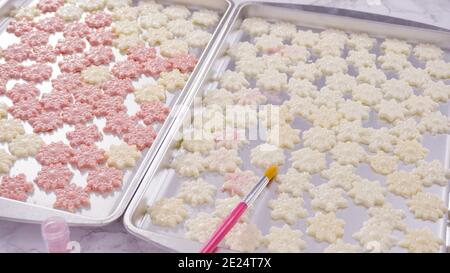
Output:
[{"xmin": 200, "ymin": 202, "xmax": 248, "ymax": 253}]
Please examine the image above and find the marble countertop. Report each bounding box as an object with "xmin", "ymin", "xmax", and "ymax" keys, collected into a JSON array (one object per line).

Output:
[{"xmin": 1, "ymin": 0, "xmax": 449, "ymax": 253}]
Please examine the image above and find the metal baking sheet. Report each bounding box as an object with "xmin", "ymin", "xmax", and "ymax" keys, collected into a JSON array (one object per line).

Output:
[
  {"xmin": 124, "ymin": 1, "xmax": 450, "ymax": 252},
  {"xmin": 0, "ymin": 0, "xmax": 232, "ymax": 226}
]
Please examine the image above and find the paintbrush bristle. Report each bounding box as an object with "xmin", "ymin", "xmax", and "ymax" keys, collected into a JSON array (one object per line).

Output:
[{"xmin": 264, "ymin": 165, "xmax": 278, "ymax": 181}]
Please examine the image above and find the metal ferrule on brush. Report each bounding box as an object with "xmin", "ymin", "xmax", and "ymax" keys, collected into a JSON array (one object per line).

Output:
[{"xmin": 242, "ymin": 176, "xmax": 270, "ymax": 205}]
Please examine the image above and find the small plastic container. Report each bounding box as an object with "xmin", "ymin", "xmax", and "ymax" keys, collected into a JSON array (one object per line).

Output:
[{"xmin": 41, "ymin": 217, "xmax": 71, "ymax": 253}]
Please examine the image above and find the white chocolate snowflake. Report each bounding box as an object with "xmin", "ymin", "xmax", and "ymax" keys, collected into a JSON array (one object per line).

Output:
[
  {"xmin": 235, "ymin": 56, "xmax": 266, "ymax": 78},
  {"xmin": 57, "ymin": 5, "xmax": 83, "ymax": 22},
  {"xmin": 423, "ymin": 81, "xmax": 450, "ymax": 103},
  {"xmin": 106, "ymin": 143, "xmax": 141, "ymax": 169},
  {"xmin": 380, "ymin": 38, "xmax": 411, "ymax": 55},
  {"xmin": 262, "ymin": 54, "xmax": 290, "ymax": 73},
  {"xmin": 8, "ymin": 134, "xmax": 44, "ymax": 158},
  {"xmin": 81, "ymin": 66, "xmax": 112, "ymax": 85},
  {"xmin": 335, "ymin": 120, "xmax": 368, "ymax": 143},
  {"xmin": 348, "ymin": 179, "xmax": 385, "ymax": 208},
  {"xmin": 139, "ymin": 12, "xmax": 168, "ymax": 29},
  {"xmin": 270, "ymin": 22, "xmax": 297, "ymax": 40},
  {"xmin": 225, "ymin": 223, "xmax": 262, "ymax": 252},
  {"xmin": 279, "ymin": 45, "xmax": 310, "ymax": 63},
  {"xmin": 276, "ymin": 168, "xmax": 312, "ymax": 197},
  {"xmin": 0, "ymin": 119, "xmax": 25, "ymax": 142},
  {"xmin": 181, "ymin": 129, "xmax": 215, "ymax": 153},
  {"xmin": 418, "ymin": 111, "xmax": 449, "ymax": 135},
  {"xmin": 306, "ymin": 212, "xmax": 345, "ymax": 243},
  {"xmin": 321, "ymin": 162, "xmax": 359, "ymax": 191},
  {"xmin": 134, "ymin": 84, "xmax": 165, "ymax": 104},
  {"xmin": 389, "ymin": 118, "xmax": 422, "ymax": 141},
  {"xmin": 352, "ymin": 83, "xmax": 382, "ymax": 106},
  {"xmin": 113, "ymin": 20, "xmax": 139, "ymax": 35},
  {"xmin": 324, "ymin": 240, "xmax": 362, "ymax": 253},
  {"xmin": 413, "ymin": 43, "xmax": 443, "ymax": 62},
  {"xmin": 266, "ymin": 123, "xmax": 301, "ymax": 149},
  {"xmin": 330, "ymin": 142, "xmax": 366, "ymax": 166},
  {"xmin": 347, "ymin": 32, "xmax": 375, "ymax": 50},
  {"xmin": 394, "ymin": 140, "xmax": 428, "ymax": 164},
  {"xmin": 250, "ymin": 143, "xmax": 285, "ymax": 169},
  {"xmin": 414, "ymin": 160, "xmax": 450, "ymax": 187},
  {"xmin": 325, "ymin": 73, "xmax": 357, "ymax": 94},
  {"xmin": 191, "ymin": 9, "xmax": 219, "ymax": 28},
  {"xmin": 291, "ymin": 62, "xmax": 321, "ymax": 82},
  {"xmin": 185, "ymin": 29, "xmax": 212, "ymax": 48},
  {"xmin": 0, "ymin": 149, "xmax": 15, "ymax": 174},
  {"xmin": 185, "ymin": 212, "xmax": 221, "ymax": 243},
  {"xmin": 78, "ymin": 0, "xmax": 105, "ymax": 12},
  {"xmin": 316, "ymin": 56, "xmax": 348, "ymax": 76},
  {"xmin": 313, "ymin": 38, "xmax": 344, "ymax": 57},
  {"xmin": 177, "ymin": 178, "xmax": 216, "ymax": 206},
  {"xmin": 375, "ymin": 99, "xmax": 407, "ymax": 123},
  {"xmin": 241, "ymin": 17, "xmax": 270, "ymax": 37},
  {"xmin": 425, "ymin": 60, "xmax": 450, "ymax": 79},
  {"xmin": 368, "ymin": 152, "xmax": 398, "ymax": 175},
  {"xmin": 399, "ymin": 67, "xmax": 431, "ymax": 88},
  {"xmin": 310, "ymin": 106, "xmax": 342, "ymax": 129},
  {"xmin": 256, "ymin": 69, "xmax": 287, "ymax": 92},
  {"xmin": 264, "ymin": 225, "xmax": 306, "ymax": 253},
  {"xmin": 158, "ymin": 70, "xmax": 188, "ymax": 92},
  {"xmin": 11, "ymin": 6, "xmax": 40, "ymax": 20},
  {"xmin": 356, "ymin": 67, "xmax": 387, "ymax": 86},
  {"xmin": 167, "ymin": 19, "xmax": 194, "ymax": 37},
  {"xmin": 346, "ymin": 50, "xmax": 376, "ymax": 68},
  {"xmin": 219, "ymin": 70, "xmax": 249, "ymax": 92},
  {"xmin": 386, "ymin": 171, "xmax": 422, "ymax": 198},
  {"xmin": 206, "ymin": 147, "xmax": 242, "ymax": 174},
  {"xmin": 291, "ymin": 147, "xmax": 326, "ymax": 174},
  {"xmin": 368, "ymin": 203, "xmax": 406, "ymax": 232},
  {"xmin": 310, "ymin": 183, "xmax": 348, "ymax": 212},
  {"xmin": 399, "ymin": 228, "xmax": 443, "ymax": 253},
  {"xmin": 171, "ymin": 152, "xmax": 206, "ymax": 177},
  {"xmin": 377, "ymin": 52, "xmax": 411, "ymax": 72},
  {"xmin": 314, "ymin": 87, "xmax": 345, "ymax": 109},
  {"xmin": 352, "ymin": 220, "xmax": 397, "ymax": 252},
  {"xmin": 148, "ymin": 197, "xmax": 187, "ymax": 227},
  {"xmin": 113, "ymin": 33, "xmax": 141, "ymax": 52},
  {"xmin": 255, "ymin": 34, "xmax": 283, "ymax": 53},
  {"xmin": 407, "ymin": 192, "xmax": 446, "ymax": 222},
  {"xmin": 303, "ymin": 127, "xmax": 336, "ymax": 152},
  {"xmin": 286, "ymin": 96, "xmax": 317, "ymax": 120},
  {"xmin": 366, "ymin": 128, "xmax": 396, "ymax": 152},
  {"xmin": 381, "ymin": 79, "xmax": 413, "ymax": 102},
  {"xmin": 228, "ymin": 42, "xmax": 257, "ymax": 60},
  {"xmin": 160, "ymin": 39, "xmax": 188, "ymax": 57},
  {"xmin": 214, "ymin": 196, "xmax": 250, "ymax": 221},
  {"xmin": 142, "ymin": 28, "xmax": 173, "ymax": 46},
  {"xmin": 338, "ymin": 100, "xmax": 370, "ymax": 121},
  {"xmin": 269, "ymin": 193, "xmax": 308, "ymax": 225},
  {"xmin": 162, "ymin": 5, "xmax": 190, "ymax": 20},
  {"xmin": 292, "ymin": 30, "xmax": 319, "ymax": 48}
]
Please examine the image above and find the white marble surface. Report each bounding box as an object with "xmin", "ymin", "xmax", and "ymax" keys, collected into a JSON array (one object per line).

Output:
[{"xmin": 1, "ymin": 0, "xmax": 449, "ymax": 253}]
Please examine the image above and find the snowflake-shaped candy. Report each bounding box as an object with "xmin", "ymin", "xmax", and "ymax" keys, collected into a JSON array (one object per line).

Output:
[
  {"xmin": 346, "ymin": 50, "xmax": 376, "ymax": 69},
  {"xmin": 61, "ymin": 103, "xmax": 94, "ymax": 125},
  {"xmin": 233, "ymin": 88, "xmax": 267, "ymax": 106},
  {"xmin": 0, "ymin": 174, "xmax": 33, "ymax": 201},
  {"xmin": 310, "ymin": 183, "xmax": 348, "ymax": 212},
  {"xmin": 148, "ymin": 197, "xmax": 187, "ymax": 227},
  {"xmin": 386, "ymin": 171, "xmax": 422, "ymax": 198},
  {"xmin": 380, "ymin": 79, "xmax": 413, "ymax": 102},
  {"xmin": 291, "ymin": 62, "xmax": 321, "ymax": 82},
  {"xmin": 352, "ymin": 83, "xmax": 383, "ymax": 106},
  {"xmin": 389, "ymin": 118, "xmax": 422, "ymax": 142},
  {"xmin": 377, "ymin": 52, "xmax": 411, "ymax": 72},
  {"xmin": 375, "ymin": 99, "xmax": 407, "ymax": 123},
  {"xmin": 347, "ymin": 32, "xmax": 376, "ymax": 50},
  {"xmin": 41, "ymin": 91, "xmax": 73, "ymax": 111},
  {"xmin": 380, "ymin": 38, "xmax": 411, "ymax": 55},
  {"xmin": 22, "ymin": 63, "xmax": 52, "ymax": 83},
  {"xmin": 348, "ymin": 179, "xmax": 385, "ymax": 208},
  {"xmin": 8, "ymin": 134, "xmax": 43, "ymax": 158},
  {"xmin": 177, "ymin": 178, "xmax": 216, "ymax": 206},
  {"xmin": 302, "ymin": 127, "xmax": 336, "ymax": 152},
  {"xmin": 307, "ymin": 212, "xmax": 345, "ymax": 243},
  {"xmin": 219, "ymin": 70, "xmax": 249, "ymax": 92},
  {"xmin": 324, "ymin": 240, "xmax": 362, "ymax": 253},
  {"xmin": 184, "ymin": 212, "xmax": 221, "ymax": 243},
  {"xmin": 266, "ymin": 123, "xmax": 300, "ymax": 149},
  {"xmin": 413, "ymin": 43, "xmax": 444, "ymax": 62},
  {"xmin": 37, "ymin": 0, "xmax": 64, "ymax": 13},
  {"xmin": 269, "ymin": 193, "xmax": 308, "ymax": 225},
  {"xmin": 70, "ymin": 145, "xmax": 106, "ymax": 170},
  {"xmin": 57, "ymin": 5, "xmax": 83, "ymax": 22},
  {"xmin": 101, "ymin": 78, "xmax": 134, "ymax": 98},
  {"xmin": 84, "ymin": 46, "xmax": 114, "ymax": 66},
  {"xmin": 315, "ymin": 56, "xmax": 348, "ymax": 76},
  {"xmin": 423, "ymin": 81, "xmax": 450, "ymax": 103},
  {"xmin": 264, "ymin": 225, "xmax": 306, "ymax": 253},
  {"xmin": 250, "ymin": 143, "xmax": 286, "ymax": 169},
  {"xmin": 111, "ymin": 60, "xmax": 142, "ymax": 80},
  {"xmin": 338, "ymin": 100, "xmax": 370, "ymax": 121},
  {"xmin": 36, "ymin": 142, "xmax": 73, "ymax": 166},
  {"xmin": 59, "ymin": 54, "xmax": 90, "ymax": 73},
  {"xmin": 335, "ymin": 121, "xmax": 368, "ymax": 144},
  {"xmin": 52, "ymin": 73, "xmax": 83, "ymax": 93},
  {"xmin": 357, "ymin": 67, "xmax": 387, "ymax": 86},
  {"xmin": 214, "ymin": 196, "xmax": 250, "ymax": 222},
  {"xmin": 86, "ymin": 166, "xmax": 123, "ymax": 194},
  {"xmin": 309, "ymin": 106, "xmax": 341, "ymax": 129},
  {"xmin": 8, "ymin": 98, "xmax": 42, "ymax": 121},
  {"xmin": 34, "ymin": 164, "xmax": 73, "ymax": 192},
  {"xmin": 256, "ymin": 69, "xmax": 288, "ymax": 92},
  {"xmin": 287, "ymin": 78, "xmax": 317, "ymax": 98},
  {"xmin": 418, "ymin": 111, "xmax": 450, "ymax": 135},
  {"xmin": 290, "ymin": 147, "xmax": 326, "ymax": 174},
  {"xmin": 142, "ymin": 57, "xmax": 172, "ymax": 77},
  {"xmin": 394, "ymin": 140, "xmax": 428, "ymax": 164},
  {"xmin": 241, "ymin": 17, "xmax": 270, "ymax": 37},
  {"xmin": 171, "ymin": 152, "xmax": 206, "ymax": 177},
  {"xmin": 136, "ymin": 100, "xmax": 170, "ymax": 125},
  {"xmin": 0, "ymin": 149, "xmax": 15, "ymax": 174},
  {"xmin": 72, "ymin": 85, "xmax": 104, "ymax": 106},
  {"xmin": 104, "ymin": 112, "xmax": 137, "ymax": 135},
  {"xmin": 330, "ymin": 142, "xmax": 366, "ymax": 166},
  {"xmin": 29, "ymin": 111, "xmax": 63, "ymax": 133},
  {"xmin": 403, "ymin": 95, "xmax": 438, "ymax": 116},
  {"xmin": 399, "ymin": 67, "xmax": 431, "ymax": 88},
  {"xmin": 158, "ymin": 69, "xmax": 188, "ymax": 92},
  {"xmin": 407, "ymin": 192, "xmax": 446, "ymax": 222},
  {"xmin": 123, "ymin": 125, "xmax": 156, "ymax": 151},
  {"xmin": 169, "ymin": 53, "xmax": 198, "ymax": 73},
  {"xmin": 276, "ymin": 168, "xmax": 312, "ymax": 197},
  {"xmin": 134, "ymin": 84, "xmax": 165, "ymax": 104},
  {"xmin": 106, "ymin": 143, "xmax": 141, "ymax": 170},
  {"xmin": 87, "ymin": 29, "xmax": 114, "ymax": 46},
  {"xmin": 368, "ymin": 203, "xmax": 407, "ymax": 232},
  {"xmin": 366, "ymin": 128, "xmax": 396, "ymax": 153},
  {"xmin": 235, "ymin": 56, "xmax": 266, "ymax": 78},
  {"xmin": 292, "ymin": 30, "xmax": 319, "ymax": 48},
  {"xmin": 414, "ymin": 160, "xmax": 450, "ymax": 187},
  {"xmin": 54, "ymin": 184, "xmax": 90, "ymax": 213},
  {"xmin": 81, "ymin": 65, "xmax": 111, "ymax": 85},
  {"xmin": 66, "ymin": 125, "xmax": 102, "ymax": 148},
  {"xmin": 93, "ymin": 96, "xmax": 126, "ymax": 117},
  {"xmin": 222, "ymin": 169, "xmax": 258, "ymax": 197},
  {"xmin": 352, "ymin": 220, "xmax": 397, "ymax": 252},
  {"xmin": 426, "ymin": 60, "xmax": 450, "ymax": 79},
  {"xmin": 206, "ymin": 148, "xmax": 242, "ymax": 174},
  {"xmin": 6, "ymin": 83, "xmax": 40, "ymax": 103},
  {"xmin": 321, "ymin": 162, "xmax": 359, "ymax": 191},
  {"xmin": 225, "ymin": 223, "xmax": 263, "ymax": 252},
  {"xmin": 368, "ymin": 152, "xmax": 398, "ymax": 175},
  {"xmin": 399, "ymin": 228, "xmax": 443, "ymax": 253}
]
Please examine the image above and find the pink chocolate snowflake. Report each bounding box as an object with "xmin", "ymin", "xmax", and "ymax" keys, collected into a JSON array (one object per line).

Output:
[
  {"xmin": 72, "ymin": 85, "xmax": 104, "ymax": 105},
  {"xmin": 84, "ymin": 46, "xmax": 114, "ymax": 66},
  {"xmin": 103, "ymin": 112, "xmax": 137, "ymax": 135},
  {"xmin": 85, "ymin": 12, "xmax": 112, "ymax": 29},
  {"xmin": 35, "ymin": 17, "xmax": 65, "ymax": 33},
  {"xmin": 0, "ymin": 174, "xmax": 33, "ymax": 202},
  {"xmin": 111, "ymin": 60, "xmax": 142, "ymax": 80},
  {"xmin": 59, "ymin": 54, "xmax": 90, "ymax": 73},
  {"xmin": 3, "ymin": 43, "xmax": 32, "ymax": 62},
  {"xmin": 36, "ymin": 142, "xmax": 73, "ymax": 166},
  {"xmin": 101, "ymin": 78, "xmax": 134, "ymax": 97},
  {"xmin": 21, "ymin": 64, "xmax": 53, "ymax": 83},
  {"xmin": 55, "ymin": 37, "xmax": 86, "ymax": 55},
  {"xmin": 52, "ymin": 73, "xmax": 83, "ymax": 92},
  {"xmin": 34, "ymin": 164, "xmax": 73, "ymax": 192},
  {"xmin": 169, "ymin": 53, "xmax": 198, "ymax": 73},
  {"xmin": 222, "ymin": 170, "xmax": 258, "ymax": 196},
  {"xmin": 70, "ymin": 145, "xmax": 106, "ymax": 169},
  {"xmin": 21, "ymin": 30, "xmax": 49, "ymax": 47},
  {"xmin": 6, "ymin": 19, "xmax": 35, "ymax": 36},
  {"xmin": 31, "ymin": 45, "xmax": 57, "ymax": 63},
  {"xmin": 37, "ymin": 0, "xmax": 64, "ymax": 13},
  {"xmin": 40, "ymin": 91, "xmax": 73, "ymax": 111},
  {"xmin": 0, "ymin": 62, "xmax": 23, "ymax": 80},
  {"xmin": 30, "ymin": 111, "xmax": 63, "ymax": 133},
  {"xmin": 86, "ymin": 166, "xmax": 123, "ymax": 194},
  {"xmin": 86, "ymin": 29, "xmax": 113, "ymax": 46},
  {"xmin": 92, "ymin": 95, "xmax": 126, "ymax": 117},
  {"xmin": 8, "ymin": 98, "xmax": 42, "ymax": 120},
  {"xmin": 136, "ymin": 100, "xmax": 170, "ymax": 125},
  {"xmin": 54, "ymin": 184, "xmax": 90, "ymax": 212},
  {"xmin": 66, "ymin": 124, "xmax": 102, "ymax": 147},
  {"xmin": 6, "ymin": 83, "xmax": 40, "ymax": 103},
  {"xmin": 127, "ymin": 44, "xmax": 156, "ymax": 63},
  {"xmin": 0, "ymin": 79, "xmax": 6, "ymax": 95},
  {"xmin": 123, "ymin": 125, "xmax": 157, "ymax": 150},
  {"xmin": 63, "ymin": 22, "xmax": 90, "ymax": 38},
  {"xmin": 61, "ymin": 103, "xmax": 94, "ymax": 125},
  {"xmin": 142, "ymin": 57, "xmax": 172, "ymax": 77}
]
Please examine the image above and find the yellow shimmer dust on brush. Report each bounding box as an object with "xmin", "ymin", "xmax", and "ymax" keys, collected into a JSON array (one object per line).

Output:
[{"xmin": 200, "ymin": 165, "xmax": 278, "ymax": 253}]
